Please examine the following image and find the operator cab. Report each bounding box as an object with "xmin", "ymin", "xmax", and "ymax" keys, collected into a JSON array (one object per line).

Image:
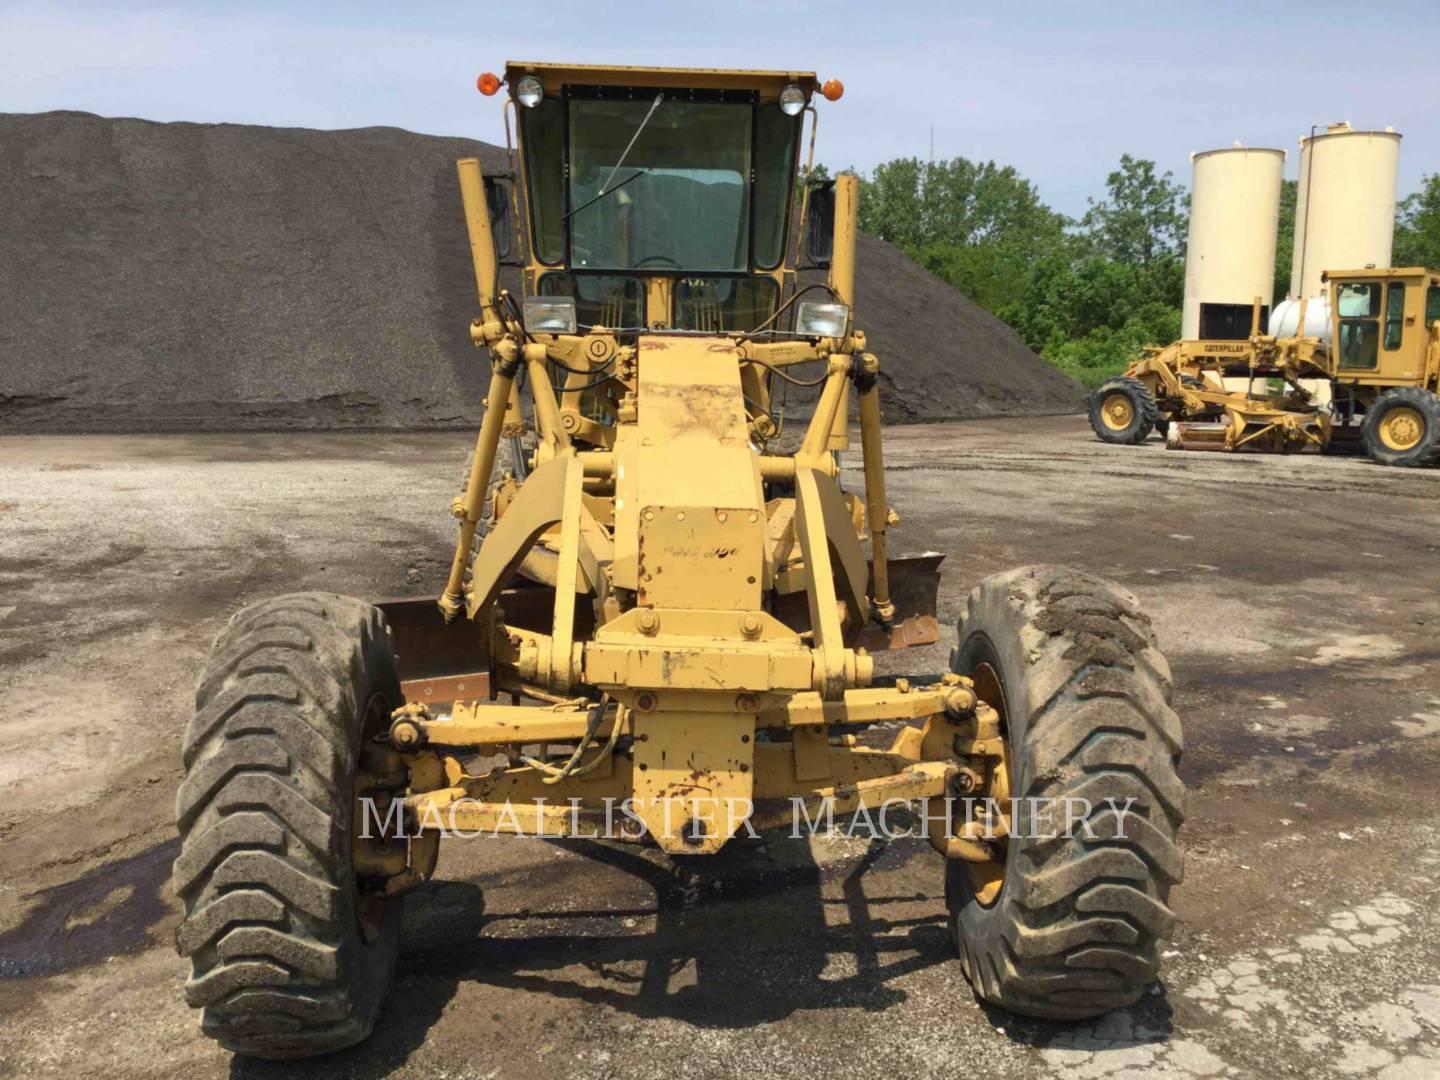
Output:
[
  {"xmin": 1326, "ymin": 267, "xmax": 1440, "ymax": 378},
  {"xmin": 496, "ymin": 63, "xmax": 825, "ymax": 335}
]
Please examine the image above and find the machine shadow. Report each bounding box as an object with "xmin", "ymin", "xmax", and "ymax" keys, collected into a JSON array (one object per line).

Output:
[
  {"xmin": 0, "ymin": 837, "xmax": 179, "ymax": 979},
  {"xmin": 231, "ymin": 831, "xmax": 1177, "ymax": 1080},
  {"xmin": 346, "ymin": 831, "xmax": 955, "ymax": 1070}
]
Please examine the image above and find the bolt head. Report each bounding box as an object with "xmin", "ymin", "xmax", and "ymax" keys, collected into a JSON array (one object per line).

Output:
[
  {"xmin": 635, "ymin": 692, "xmax": 657, "ymax": 712},
  {"xmin": 636, "ymin": 610, "xmax": 660, "ymax": 635},
  {"xmin": 944, "ymin": 686, "xmax": 978, "ymax": 719},
  {"xmin": 390, "ymin": 720, "xmax": 422, "ymax": 749},
  {"xmin": 739, "ymin": 612, "xmax": 762, "ymax": 638}
]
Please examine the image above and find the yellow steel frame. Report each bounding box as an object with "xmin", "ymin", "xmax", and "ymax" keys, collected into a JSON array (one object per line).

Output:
[
  {"xmin": 388, "ymin": 61, "xmax": 989, "ymax": 875},
  {"xmin": 394, "ymin": 678, "xmax": 995, "ymax": 847}
]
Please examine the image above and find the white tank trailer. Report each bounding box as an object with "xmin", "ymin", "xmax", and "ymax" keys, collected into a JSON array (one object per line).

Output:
[
  {"xmin": 1269, "ymin": 295, "xmax": 1333, "ymax": 341},
  {"xmin": 1181, "ymin": 146, "xmax": 1286, "ymax": 341}
]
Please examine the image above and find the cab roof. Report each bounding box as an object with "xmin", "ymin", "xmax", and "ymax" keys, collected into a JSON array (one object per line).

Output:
[
  {"xmin": 503, "ymin": 61, "xmax": 819, "ymax": 100},
  {"xmin": 1324, "ymin": 267, "xmax": 1440, "ymax": 283}
]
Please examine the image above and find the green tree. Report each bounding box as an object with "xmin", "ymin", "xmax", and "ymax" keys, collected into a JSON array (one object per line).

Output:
[
  {"xmin": 1394, "ymin": 174, "xmax": 1440, "ymax": 269},
  {"xmin": 856, "ymin": 155, "xmax": 1069, "ymax": 312},
  {"xmin": 1273, "ymin": 179, "xmax": 1297, "ymax": 302},
  {"xmin": 849, "ymin": 151, "xmax": 1191, "ymax": 388},
  {"xmin": 857, "ymin": 157, "xmax": 926, "ymax": 250},
  {"xmin": 1080, "ymin": 155, "xmax": 1187, "ymax": 266}
]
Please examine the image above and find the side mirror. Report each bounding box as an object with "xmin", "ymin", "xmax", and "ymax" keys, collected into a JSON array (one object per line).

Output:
[
  {"xmin": 803, "ymin": 180, "xmax": 836, "ymax": 269},
  {"xmin": 483, "ymin": 176, "xmax": 518, "ymax": 265}
]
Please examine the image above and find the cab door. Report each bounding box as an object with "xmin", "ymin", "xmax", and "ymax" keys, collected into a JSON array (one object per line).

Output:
[
  {"xmin": 1374, "ymin": 278, "xmax": 1426, "ymax": 382},
  {"xmin": 1333, "ymin": 280, "xmax": 1383, "ymax": 372},
  {"xmin": 1333, "ymin": 278, "xmax": 1425, "ymax": 383}
]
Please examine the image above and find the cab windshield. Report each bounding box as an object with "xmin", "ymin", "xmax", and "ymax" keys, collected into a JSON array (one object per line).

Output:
[
  {"xmin": 570, "ymin": 96, "xmax": 750, "ymax": 272},
  {"xmin": 521, "ymin": 88, "xmax": 798, "ymax": 273}
]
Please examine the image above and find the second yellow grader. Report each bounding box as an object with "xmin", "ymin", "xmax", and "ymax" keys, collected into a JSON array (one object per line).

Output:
[{"xmin": 1090, "ymin": 267, "xmax": 1440, "ymax": 465}]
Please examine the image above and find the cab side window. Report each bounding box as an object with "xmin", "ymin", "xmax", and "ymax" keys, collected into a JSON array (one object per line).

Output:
[
  {"xmin": 1383, "ymin": 282, "xmax": 1405, "ymax": 350},
  {"xmin": 1427, "ymin": 285, "xmax": 1440, "ymax": 326}
]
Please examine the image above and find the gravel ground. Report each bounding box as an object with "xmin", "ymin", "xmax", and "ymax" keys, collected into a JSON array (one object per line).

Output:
[{"xmin": 0, "ymin": 415, "xmax": 1438, "ymax": 1079}]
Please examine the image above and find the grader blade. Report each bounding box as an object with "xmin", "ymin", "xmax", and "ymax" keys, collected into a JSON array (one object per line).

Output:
[
  {"xmin": 863, "ymin": 552, "xmax": 943, "ymax": 650},
  {"xmin": 1167, "ymin": 421, "xmax": 1231, "ymax": 452},
  {"xmin": 1168, "ymin": 413, "xmax": 1329, "ymax": 453},
  {"xmin": 769, "ymin": 553, "xmax": 941, "ymax": 650},
  {"xmin": 378, "ymin": 585, "xmax": 562, "ymax": 706},
  {"xmin": 377, "ymin": 595, "xmax": 492, "ymax": 706}
]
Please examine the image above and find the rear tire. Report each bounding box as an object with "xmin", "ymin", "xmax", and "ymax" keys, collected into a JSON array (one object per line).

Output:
[
  {"xmin": 174, "ymin": 593, "xmax": 403, "ymax": 1058},
  {"xmin": 1089, "ymin": 377, "xmax": 1159, "ymax": 445},
  {"xmin": 1360, "ymin": 387, "xmax": 1440, "ymax": 467},
  {"xmin": 947, "ymin": 565, "xmax": 1184, "ymax": 1019}
]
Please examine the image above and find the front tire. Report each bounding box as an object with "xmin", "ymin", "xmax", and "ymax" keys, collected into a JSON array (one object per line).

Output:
[
  {"xmin": 1089, "ymin": 377, "xmax": 1159, "ymax": 445},
  {"xmin": 1361, "ymin": 387, "xmax": 1440, "ymax": 467},
  {"xmin": 947, "ymin": 565, "xmax": 1184, "ymax": 1019},
  {"xmin": 174, "ymin": 593, "xmax": 404, "ymax": 1058}
]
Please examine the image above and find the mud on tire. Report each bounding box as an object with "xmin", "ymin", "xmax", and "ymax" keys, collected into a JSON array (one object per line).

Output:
[
  {"xmin": 173, "ymin": 593, "xmax": 403, "ymax": 1058},
  {"xmin": 947, "ymin": 565, "xmax": 1184, "ymax": 1019}
]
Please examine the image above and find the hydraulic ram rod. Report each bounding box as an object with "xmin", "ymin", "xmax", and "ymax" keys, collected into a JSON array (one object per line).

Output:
[
  {"xmin": 439, "ymin": 348, "xmax": 520, "ymax": 621},
  {"xmin": 440, "ymin": 157, "xmax": 512, "ymax": 622},
  {"xmin": 856, "ymin": 354, "xmax": 894, "ymax": 627}
]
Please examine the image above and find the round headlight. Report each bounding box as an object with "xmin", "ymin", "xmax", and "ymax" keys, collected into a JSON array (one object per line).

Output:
[
  {"xmin": 779, "ymin": 84, "xmax": 806, "ymax": 116},
  {"xmin": 516, "ymin": 76, "xmax": 544, "ymax": 109}
]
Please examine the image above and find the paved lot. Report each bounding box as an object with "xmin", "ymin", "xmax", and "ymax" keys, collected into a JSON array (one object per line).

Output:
[{"xmin": 1, "ymin": 415, "xmax": 1438, "ymax": 1078}]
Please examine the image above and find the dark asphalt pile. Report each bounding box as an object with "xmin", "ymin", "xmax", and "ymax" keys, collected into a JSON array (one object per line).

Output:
[{"xmin": 0, "ymin": 111, "xmax": 1080, "ymax": 432}]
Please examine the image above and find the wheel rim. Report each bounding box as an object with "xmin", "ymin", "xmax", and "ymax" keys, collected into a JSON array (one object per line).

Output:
[
  {"xmin": 1101, "ymin": 392, "xmax": 1135, "ymax": 431},
  {"xmin": 1379, "ymin": 406, "xmax": 1425, "ymax": 451},
  {"xmin": 352, "ymin": 692, "xmax": 395, "ymax": 945},
  {"xmin": 967, "ymin": 662, "xmax": 1010, "ymax": 907}
]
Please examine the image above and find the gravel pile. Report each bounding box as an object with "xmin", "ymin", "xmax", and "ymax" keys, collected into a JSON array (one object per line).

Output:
[{"xmin": 0, "ymin": 111, "xmax": 1080, "ymax": 432}]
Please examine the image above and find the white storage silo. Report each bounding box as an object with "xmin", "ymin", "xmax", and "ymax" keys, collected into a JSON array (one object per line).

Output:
[
  {"xmin": 1182, "ymin": 145, "xmax": 1286, "ymax": 340},
  {"xmin": 1289, "ymin": 123, "xmax": 1401, "ymax": 299}
]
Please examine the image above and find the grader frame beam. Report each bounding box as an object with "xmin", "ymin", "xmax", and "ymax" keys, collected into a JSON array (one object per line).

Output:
[{"xmin": 395, "ymin": 679, "xmax": 999, "ymax": 849}]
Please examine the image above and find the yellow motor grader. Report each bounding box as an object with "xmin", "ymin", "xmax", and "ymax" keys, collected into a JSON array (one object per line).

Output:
[
  {"xmin": 173, "ymin": 62, "xmax": 1184, "ymax": 1057},
  {"xmin": 1089, "ymin": 267, "xmax": 1440, "ymax": 466}
]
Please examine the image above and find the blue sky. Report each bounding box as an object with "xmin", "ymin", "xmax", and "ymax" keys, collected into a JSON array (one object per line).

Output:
[{"xmin": 3, "ymin": 1, "xmax": 1437, "ymax": 217}]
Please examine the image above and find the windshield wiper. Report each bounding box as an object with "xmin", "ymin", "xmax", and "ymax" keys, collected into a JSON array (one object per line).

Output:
[
  {"xmin": 563, "ymin": 168, "xmax": 644, "ymax": 222},
  {"xmin": 562, "ymin": 92, "xmax": 664, "ymax": 222}
]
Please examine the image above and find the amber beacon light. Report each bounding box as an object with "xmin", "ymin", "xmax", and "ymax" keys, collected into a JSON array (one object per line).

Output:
[{"xmin": 476, "ymin": 71, "xmax": 501, "ymax": 95}]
